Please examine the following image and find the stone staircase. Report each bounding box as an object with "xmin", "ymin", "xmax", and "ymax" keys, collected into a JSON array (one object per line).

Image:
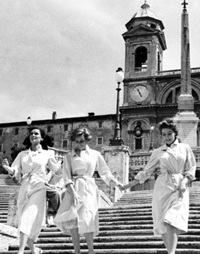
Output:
[
  {"xmin": 0, "ymin": 174, "xmax": 200, "ymax": 253},
  {"xmin": 0, "ymin": 174, "xmax": 19, "ymax": 224},
  {"xmin": 0, "ymin": 174, "xmax": 19, "ymax": 251}
]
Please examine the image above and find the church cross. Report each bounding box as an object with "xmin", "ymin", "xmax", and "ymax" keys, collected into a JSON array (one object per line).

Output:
[{"xmin": 182, "ymin": 0, "xmax": 188, "ymax": 10}]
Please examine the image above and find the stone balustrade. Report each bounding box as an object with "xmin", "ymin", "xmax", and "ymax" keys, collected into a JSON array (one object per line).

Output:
[
  {"xmin": 157, "ymin": 67, "xmax": 200, "ymax": 76},
  {"xmin": 129, "ymin": 147, "xmax": 200, "ymax": 181}
]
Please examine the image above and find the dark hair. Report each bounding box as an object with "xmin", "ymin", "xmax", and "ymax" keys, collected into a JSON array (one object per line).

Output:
[
  {"xmin": 23, "ymin": 126, "xmax": 54, "ymax": 150},
  {"xmin": 70, "ymin": 127, "xmax": 92, "ymax": 142},
  {"xmin": 158, "ymin": 118, "xmax": 178, "ymax": 136}
]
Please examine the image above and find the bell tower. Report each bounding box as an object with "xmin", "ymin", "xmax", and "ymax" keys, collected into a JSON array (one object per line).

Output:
[
  {"xmin": 122, "ymin": 1, "xmax": 167, "ymax": 107},
  {"xmin": 120, "ymin": 1, "xmax": 167, "ymax": 152},
  {"xmin": 123, "ymin": 1, "xmax": 167, "ymax": 78}
]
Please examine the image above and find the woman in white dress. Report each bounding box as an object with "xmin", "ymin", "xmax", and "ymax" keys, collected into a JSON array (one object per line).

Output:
[
  {"xmin": 54, "ymin": 127, "xmax": 124, "ymax": 254},
  {"xmin": 2, "ymin": 127, "xmax": 60, "ymax": 254},
  {"xmin": 123, "ymin": 118, "xmax": 196, "ymax": 254}
]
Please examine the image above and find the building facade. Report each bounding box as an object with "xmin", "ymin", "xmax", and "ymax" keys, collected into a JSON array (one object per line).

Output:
[{"xmin": 0, "ymin": 113, "xmax": 116, "ymax": 167}]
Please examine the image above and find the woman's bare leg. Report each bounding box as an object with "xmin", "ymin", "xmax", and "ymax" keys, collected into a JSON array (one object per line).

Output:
[
  {"xmin": 85, "ymin": 232, "xmax": 94, "ymax": 254},
  {"xmin": 70, "ymin": 228, "xmax": 81, "ymax": 254},
  {"xmin": 162, "ymin": 224, "xmax": 179, "ymax": 254},
  {"xmin": 18, "ymin": 232, "xmax": 28, "ymax": 254}
]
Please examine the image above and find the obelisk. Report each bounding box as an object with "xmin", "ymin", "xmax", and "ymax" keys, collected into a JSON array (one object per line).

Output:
[{"xmin": 174, "ymin": 0, "xmax": 199, "ymax": 148}]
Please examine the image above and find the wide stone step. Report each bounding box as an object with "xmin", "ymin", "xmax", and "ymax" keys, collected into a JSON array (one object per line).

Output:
[
  {"xmin": 0, "ymin": 206, "xmax": 9, "ymax": 210},
  {"xmin": 100, "ymin": 214, "xmax": 153, "ymax": 220},
  {"xmin": 35, "ymin": 234, "xmax": 200, "ymax": 244},
  {"xmin": 0, "ymin": 187, "xmax": 19, "ymax": 194},
  {"xmin": 2, "ymin": 249, "xmax": 200, "ymax": 254},
  {"xmin": 36, "ymin": 228, "xmax": 200, "ymax": 239},
  {"xmin": 0, "ymin": 214, "xmax": 7, "ymax": 218},
  {"xmin": 8, "ymin": 241, "xmax": 200, "ymax": 251},
  {"xmin": 0, "ymin": 219, "xmax": 7, "ymax": 223}
]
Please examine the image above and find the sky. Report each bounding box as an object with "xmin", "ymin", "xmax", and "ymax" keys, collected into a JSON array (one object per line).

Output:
[{"xmin": 0, "ymin": 0, "xmax": 200, "ymax": 123}]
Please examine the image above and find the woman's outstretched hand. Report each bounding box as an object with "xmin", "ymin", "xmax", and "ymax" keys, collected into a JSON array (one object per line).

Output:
[
  {"xmin": 2, "ymin": 158, "xmax": 14, "ymax": 175},
  {"xmin": 117, "ymin": 182, "xmax": 125, "ymax": 191},
  {"xmin": 109, "ymin": 179, "xmax": 125, "ymax": 191},
  {"xmin": 122, "ymin": 179, "xmax": 139, "ymax": 190}
]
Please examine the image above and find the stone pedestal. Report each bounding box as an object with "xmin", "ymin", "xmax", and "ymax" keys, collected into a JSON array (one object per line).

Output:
[
  {"xmin": 101, "ymin": 145, "xmax": 131, "ymax": 201},
  {"xmin": 173, "ymin": 111, "xmax": 199, "ymax": 148},
  {"xmin": 101, "ymin": 145, "xmax": 131, "ymax": 185}
]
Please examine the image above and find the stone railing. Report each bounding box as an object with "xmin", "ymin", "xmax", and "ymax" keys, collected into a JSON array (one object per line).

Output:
[
  {"xmin": 157, "ymin": 67, "xmax": 200, "ymax": 76},
  {"xmin": 192, "ymin": 147, "xmax": 200, "ymax": 171},
  {"xmin": 129, "ymin": 147, "xmax": 200, "ymax": 180},
  {"xmin": 129, "ymin": 152, "xmax": 151, "ymax": 172}
]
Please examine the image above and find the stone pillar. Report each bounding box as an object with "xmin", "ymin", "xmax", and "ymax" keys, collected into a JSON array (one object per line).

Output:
[
  {"xmin": 174, "ymin": 112, "xmax": 198, "ymax": 148},
  {"xmin": 102, "ymin": 145, "xmax": 131, "ymax": 185},
  {"xmin": 174, "ymin": 2, "xmax": 199, "ymax": 147}
]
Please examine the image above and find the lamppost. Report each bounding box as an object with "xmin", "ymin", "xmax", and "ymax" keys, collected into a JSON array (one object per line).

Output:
[
  {"xmin": 26, "ymin": 116, "xmax": 32, "ymax": 126},
  {"xmin": 110, "ymin": 67, "xmax": 124, "ymax": 146},
  {"xmin": 149, "ymin": 125, "xmax": 154, "ymax": 150}
]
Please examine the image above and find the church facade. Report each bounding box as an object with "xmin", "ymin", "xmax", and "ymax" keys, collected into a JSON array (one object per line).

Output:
[{"xmin": 120, "ymin": 1, "xmax": 200, "ymax": 152}]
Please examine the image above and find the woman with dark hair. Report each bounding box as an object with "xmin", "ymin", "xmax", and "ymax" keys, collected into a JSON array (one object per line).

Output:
[
  {"xmin": 123, "ymin": 118, "xmax": 196, "ymax": 254},
  {"xmin": 54, "ymin": 127, "xmax": 124, "ymax": 254},
  {"xmin": 2, "ymin": 127, "xmax": 60, "ymax": 254},
  {"xmin": 22, "ymin": 127, "xmax": 54, "ymax": 150}
]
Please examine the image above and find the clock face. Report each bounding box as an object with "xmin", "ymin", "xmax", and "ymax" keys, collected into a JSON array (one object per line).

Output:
[{"xmin": 131, "ymin": 85, "xmax": 149, "ymax": 102}]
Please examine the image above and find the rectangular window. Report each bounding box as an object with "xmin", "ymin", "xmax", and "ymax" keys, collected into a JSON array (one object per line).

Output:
[
  {"xmin": 62, "ymin": 140, "xmax": 68, "ymax": 148},
  {"xmin": 135, "ymin": 138, "xmax": 142, "ymax": 150},
  {"xmin": 98, "ymin": 122, "xmax": 103, "ymax": 128},
  {"xmin": 64, "ymin": 124, "xmax": 68, "ymax": 132},
  {"xmin": 47, "ymin": 126, "xmax": 53, "ymax": 133},
  {"xmin": 15, "ymin": 128, "xmax": 19, "ymax": 135},
  {"xmin": 97, "ymin": 137, "xmax": 103, "ymax": 145},
  {"xmin": 0, "ymin": 129, "xmax": 3, "ymax": 136}
]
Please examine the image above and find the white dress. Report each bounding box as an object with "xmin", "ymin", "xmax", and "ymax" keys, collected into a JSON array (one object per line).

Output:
[
  {"xmin": 54, "ymin": 145, "xmax": 120, "ymax": 236},
  {"xmin": 135, "ymin": 139, "xmax": 196, "ymax": 235},
  {"xmin": 11, "ymin": 146, "xmax": 59, "ymax": 241}
]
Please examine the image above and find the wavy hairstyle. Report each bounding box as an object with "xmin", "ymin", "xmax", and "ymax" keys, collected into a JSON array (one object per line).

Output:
[
  {"xmin": 23, "ymin": 126, "xmax": 54, "ymax": 150},
  {"xmin": 158, "ymin": 118, "xmax": 178, "ymax": 137}
]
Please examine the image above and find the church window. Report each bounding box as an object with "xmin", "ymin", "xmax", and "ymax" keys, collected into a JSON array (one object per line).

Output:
[
  {"xmin": 135, "ymin": 138, "xmax": 142, "ymax": 150},
  {"xmin": 135, "ymin": 46, "xmax": 148, "ymax": 72},
  {"xmin": 176, "ymin": 87, "xmax": 181, "ymax": 98},
  {"xmin": 150, "ymin": 23, "xmax": 156, "ymax": 29},
  {"xmin": 165, "ymin": 86, "xmax": 199, "ymax": 104},
  {"xmin": 192, "ymin": 90, "xmax": 199, "ymax": 101},
  {"xmin": 157, "ymin": 52, "xmax": 161, "ymax": 71},
  {"xmin": 166, "ymin": 91, "xmax": 173, "ymax": 103}
]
